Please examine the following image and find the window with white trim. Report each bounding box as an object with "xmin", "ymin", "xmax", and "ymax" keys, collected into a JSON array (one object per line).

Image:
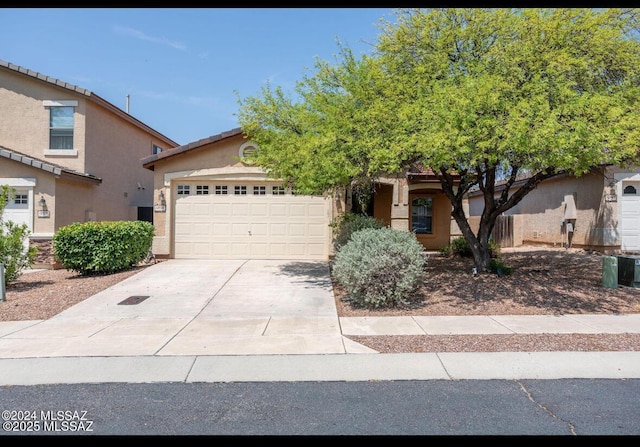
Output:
[
  {"xmin": 49, "ymin": 106, "xmax": 74, "ymax": 149},
  {"xmin": 234, "ymin": 185, "xmax": 247, "ymax": 195},
  {"xmin": 14, "ymin": 194, "xmax": 28, "ymax": 205},
  {"xmin": 215, "ymin": 185, "xmax": 228, "ymax": 195},
  {"xmin": 177, "ymin": 185, "xmax": 191, "ymax": 195},
  {"xmin": 253, "ymin": 186, "xmax": 266, "ymax": 195},
  {"xmin": 623, "ymin": 185, "xmax": 638, "ymax": 195},
  {"xmin": 196, "ymin": 185, "xmax": 209, "ymax": 195},
  {"xmin": 272, "ymin": 186, "xmax": 285, "ymax": 195}
]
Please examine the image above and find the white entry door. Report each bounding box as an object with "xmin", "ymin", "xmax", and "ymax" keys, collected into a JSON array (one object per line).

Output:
[
  {"xmin": 2, "ymin": 189, "xmax": 31, "ymax": 229},
  {"xmin": 173, "ymin": 181, "xmax": 330, "ymax": 259}
]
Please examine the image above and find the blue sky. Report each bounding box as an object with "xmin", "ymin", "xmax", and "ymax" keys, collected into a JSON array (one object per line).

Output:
[{"xmin": 0, "ymin": 8, "xmax": 397, "ymax": 145}]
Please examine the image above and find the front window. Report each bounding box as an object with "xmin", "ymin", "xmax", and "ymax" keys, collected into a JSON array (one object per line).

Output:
[
  {"xmin": 234, "ymin": 185, "xmax": 247, "ymax": 195},
  {"xmin": 272, "ymin": 186, "xmax": 285, "ymax": 195},
  {"xmin": 49, "ymin": 106, "xmax": 74, "ymax": 149},
  {"xmin": 253, "ymin": 186, "xmax": 266, "ymax": 195},
  {"xmin": 215, "ymin": 185, "xmax": 228, "ymax": 195},
  {"xmin": 411, "ymin": 197, "xmax": 433, "ymax": 234},
  {"xmin": 152, "ymin": 144, "xmax": 163, "ymax": 155},
  {"xmin": 196, "ymin": 185, "xmax": 209, "ymax": 195}
]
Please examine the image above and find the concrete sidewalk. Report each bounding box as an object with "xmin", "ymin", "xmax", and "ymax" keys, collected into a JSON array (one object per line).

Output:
[{"xmin": 0, "ymin": 259, "xmax": 639, "ymax": 385}]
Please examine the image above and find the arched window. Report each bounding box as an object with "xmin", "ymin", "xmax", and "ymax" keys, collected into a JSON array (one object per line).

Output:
[{"xmin": 623, "ymin": 185, "xmax": 637, "ymax": 195}]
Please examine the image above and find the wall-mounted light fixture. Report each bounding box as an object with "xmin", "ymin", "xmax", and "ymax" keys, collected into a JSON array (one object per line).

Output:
[
  {"xmin": 37, "ymin": 195, "xmax": 50, "ymax": 218},
  {"xmin": 155, "ymin": 190, "xmax": 167, "ymax": 213}
]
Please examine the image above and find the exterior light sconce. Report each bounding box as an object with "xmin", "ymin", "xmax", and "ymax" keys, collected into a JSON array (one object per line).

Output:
[
  {"xmin": 37, "ymin": 195, "xmax": 50, "ymax": 218},
  {"xmin": 155, "ymin": 190, "xmax": 167, "ymax": 213}
]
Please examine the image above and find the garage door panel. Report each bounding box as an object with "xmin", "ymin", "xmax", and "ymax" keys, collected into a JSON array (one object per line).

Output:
[
  {"xmin": 212, "ymin": 223, "xmax": 231, "ymax": 236},
  {"xmin": 270, "ymin": 223, "xmax": 287, "ymax": 237},
  {"xmin": 270, "ymin": 204, "xmax": 287, "ymax": 216},
  {"xmin": 232, "ymin": 203, "xmax": 249, "ymax": 216},
  {"xmin": 231, "ymin": 223, "xmax": 250, "ymax": 236},
  {"xmin": 308, "ymin": 223, "xmax": 326, "ymax": 237},
  {"xmin": 212, "ymin": 203, "xmax": 231, "ymax": 215},
  {"xmin": 193, "ymin": 223, "xmax": 211, "ymax": 236},
  {"xmin": 250, "ymin": 203, "xmax": 269, "ymax": 216},
  {"xmin": 289, "ymin": 204, "xmax": 306, "ymax": 217},
  {"xmin": 230, "ymin": 243, "xmax": 250, "ymax": 256},
  {"xmin": 250, "ymin": 243, "xmax": 268, "ymax": 257},
  {"xmin": 174, "ymin": 183, "xmax": 329, "ymax": 259},
  {"xmin": 289, "ymin": 223, "xmax": 306, "ymax": 236},
  {"xmin": 251, "ymin": 223, "xmax": 269, "ymax": 237}
]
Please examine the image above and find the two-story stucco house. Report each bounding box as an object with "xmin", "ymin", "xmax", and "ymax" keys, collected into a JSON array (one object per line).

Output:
[{"xmin": 0, "ymin": 59, "xmax": 179, "ymax": 267}]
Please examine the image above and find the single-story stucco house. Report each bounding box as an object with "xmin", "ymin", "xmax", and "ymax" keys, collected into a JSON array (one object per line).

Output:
[
  {"xmin": 467, "ymin": 165, "xmax": 640, "ymax": 253},
  {"xmin": 141, "ymin": 128, "xmax": 464, "ymax": 260}
]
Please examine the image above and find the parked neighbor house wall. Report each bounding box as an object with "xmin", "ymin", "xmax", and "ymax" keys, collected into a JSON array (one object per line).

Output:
[
  {"xmin": 84, "ymin": 100, "xmax": 160, "ymax": 221},
  {"xmin": 466, "ymin": 166, "xmax": 639, "ymax": 252}
]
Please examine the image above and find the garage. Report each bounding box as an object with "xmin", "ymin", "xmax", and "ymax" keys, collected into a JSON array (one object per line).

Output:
[
  {"xmin": 173, "ymin": 180, "xmax": 330, "ymax": 259},
  {"xmin": 142, "ymin": 128, "xmax": 340, "ymax": 260}
]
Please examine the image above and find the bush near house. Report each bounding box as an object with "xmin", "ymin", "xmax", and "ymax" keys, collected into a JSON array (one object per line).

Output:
[
  {"xmin": 330, "ymin": 212, "xmax": 386, "ymax": 252},
  {"xmin": 53, "ymin": 221, "xmax": 154, "ymax": 275},
  {"xmin": 0, "ymin": 185, "xmax": 37, "ymax": 286},
  {"xmin": 332, "ymin": 227, "xmax": 426, "ymax": 308},
  {"xmin": 440, "ymin": 236, "xmax": 501, "ymax": 258}
]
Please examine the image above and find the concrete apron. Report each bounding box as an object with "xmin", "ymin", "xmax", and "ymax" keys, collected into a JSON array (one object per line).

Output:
[{"xmin": 0, "ymin": 259, "xmax": 366, "ymax": 358}]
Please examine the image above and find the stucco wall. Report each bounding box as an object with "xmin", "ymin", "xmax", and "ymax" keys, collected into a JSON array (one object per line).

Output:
[
  {"xmin": 83, "ymin": 100, "xmax": 162, "ymax": 221},
  {"xmin": 0, "ymin": 161, "xmax": 56, "ymax": 236},
  {"xmin": 467, "ymin": 168, "xmax": 626, "ymax": 250},
  {"xmin": 0, "ymin": 68, "xmax": 86, "ymax": 172}
]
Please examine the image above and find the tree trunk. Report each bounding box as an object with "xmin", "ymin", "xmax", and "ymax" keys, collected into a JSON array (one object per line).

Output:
[{"xmin": 449, "ymin": 198, "xmax": 494, "ymax": 273}]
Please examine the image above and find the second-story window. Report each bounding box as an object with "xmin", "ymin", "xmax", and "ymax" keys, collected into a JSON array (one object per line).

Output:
[{"xmin": 49, "ymin": 106, "xmax": 74, "ymax": 149}]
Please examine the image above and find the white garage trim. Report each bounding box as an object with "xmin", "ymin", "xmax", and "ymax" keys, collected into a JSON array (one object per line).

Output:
[
  {"xmin": 163, "ymin": 167, "xmax": 268, "ymax": 187},
  {"xmin": 171, "ymin": 179, "xmax": 331, "ymax": 260},
  {"xmin": 616, "ymin": 172, "xmax": 640, "ymax": 252}
]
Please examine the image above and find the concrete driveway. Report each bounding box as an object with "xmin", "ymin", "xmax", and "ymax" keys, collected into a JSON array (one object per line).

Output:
[{"xmin": 0, "ymin": 259, "xmax": 372, "ymax": 358}]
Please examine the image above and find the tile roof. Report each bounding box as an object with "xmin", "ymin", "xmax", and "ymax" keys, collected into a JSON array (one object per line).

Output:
[
  {"xmin": 0, "ymin": 59, "xmax": 179, "ymax": 148},
  {"xmin": 142, "ymin": 127, "xmax": 244, "ymax": 168},
  {"xmin": 0, "ymin": 146, "xmax": 102, "ymax": 185}
]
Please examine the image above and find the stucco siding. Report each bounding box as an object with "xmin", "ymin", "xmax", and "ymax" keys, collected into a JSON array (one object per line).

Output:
[
  {"xmin": 0, "ymin": 68, "xmax": 87, "ymax": 172},
  {"xmin": 466, "ymin": 168, "xmax": 631, "ymax": 250},
  {"xmin": 84, "ymin": 100, "xmax": 158, "ymax": 221}
]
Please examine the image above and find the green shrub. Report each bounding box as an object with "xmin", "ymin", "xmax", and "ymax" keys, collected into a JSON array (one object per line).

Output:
[
  {"xmin": 0, "ymin": 221, "xmax": 37, "ymax": 285},
  {"xmin": 330, "ymin": 212, "xmax": 385, "ymax": 252},
  {"xmin": 441, "ymin": 236, "xmax": 500, "ymax": 258},
  {"xmin": 53, "ymin": 221, "xmax": 154, "ymax": 275},
  {"xmin": 489, "ymin": 258, "xmax": 513, "ymax": 276},
  {"xmin": 332, "ymin": 227, "xmax": 426, "ymax": 308}
]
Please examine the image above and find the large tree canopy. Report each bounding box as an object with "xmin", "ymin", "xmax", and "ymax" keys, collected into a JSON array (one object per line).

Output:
[{"xmin": 237, "ymin": 8, "xmax": 640, "ymax": 271}]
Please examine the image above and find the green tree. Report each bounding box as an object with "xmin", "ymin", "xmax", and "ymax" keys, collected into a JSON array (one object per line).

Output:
[{"xmin": 238, "ymin": 8, "xmax": 640, "ymax": 272}]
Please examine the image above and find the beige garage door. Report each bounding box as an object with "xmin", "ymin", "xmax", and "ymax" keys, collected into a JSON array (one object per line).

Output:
[{"xmin": 173, "ymin": 181, "xmax": 330, "ymax": 259}]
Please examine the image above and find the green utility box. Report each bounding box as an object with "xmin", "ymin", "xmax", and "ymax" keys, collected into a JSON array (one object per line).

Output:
[{"xmin": 602, "ymin": 256, "xmax": 618, "ymax": 289}]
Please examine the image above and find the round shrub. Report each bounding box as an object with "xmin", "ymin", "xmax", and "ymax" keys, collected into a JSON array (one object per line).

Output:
[
  {"xmin": 331, "ymin": 212, "xmax": 385, "ymax": 252},
  {"xmin": 332, "ymin": 227, "xmax": 426, "ymax": 308},
  {"xmin": 53, "ymin": 221, "xmax": 154, "ymax": 275}
]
